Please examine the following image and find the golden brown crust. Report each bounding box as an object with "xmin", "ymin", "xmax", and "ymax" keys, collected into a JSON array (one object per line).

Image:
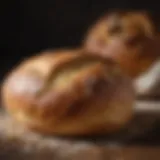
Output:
[
  {"xmin": 2, "ymin": 49, "xmax": 135, "ymax": 136},
  {"xmin": 83, "ymin": 11, "xmax": 160, "ymax": 78}
]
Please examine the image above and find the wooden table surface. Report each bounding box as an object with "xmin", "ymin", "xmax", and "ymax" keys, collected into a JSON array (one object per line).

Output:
[{"xmin": 0, "ymin": 100, "xmax": 159, "ymax": 160}]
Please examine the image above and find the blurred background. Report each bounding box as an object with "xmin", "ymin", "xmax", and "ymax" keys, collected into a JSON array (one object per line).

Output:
[{"xmin": 1, "ymin": 0, "xmax": 160, "ymax": 79}]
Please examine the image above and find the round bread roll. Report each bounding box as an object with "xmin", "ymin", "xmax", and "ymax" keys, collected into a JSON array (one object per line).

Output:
[
  {"xmin": 2, "ymin": 49, "xmax": 135, "ymax": 136},
  {"xmin": 83, "ymin": 11, "xmax": 160, "ymax": 78}
]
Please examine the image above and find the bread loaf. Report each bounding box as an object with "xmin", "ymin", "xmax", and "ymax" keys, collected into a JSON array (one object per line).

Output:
[
  {"xmin": 2, "ymin": 49, "xmax": 135, "ymax": 136},
  {"xmin": 83, "ymin": 11, "xmax": 160, "ymax": 78}
]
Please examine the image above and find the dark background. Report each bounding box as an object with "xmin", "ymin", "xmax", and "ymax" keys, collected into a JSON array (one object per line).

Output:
[
  {"xmin": 1, "ymin": 0, "xmax": 160, "ymax": 79},
  {"xmin": 0, "ymin": 0, "xmax": 160, "ymax": 144}
]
